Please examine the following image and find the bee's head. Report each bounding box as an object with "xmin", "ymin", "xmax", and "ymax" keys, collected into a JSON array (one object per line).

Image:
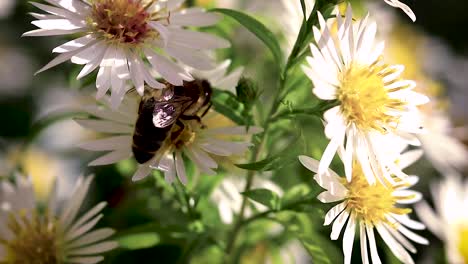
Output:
[{"xmin": 199, "ymin": 79, "xmax": 212, "ymax": 105}]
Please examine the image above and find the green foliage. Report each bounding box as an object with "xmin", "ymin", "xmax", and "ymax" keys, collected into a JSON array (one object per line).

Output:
[
  {"xmin": 211, "ymin": 89, "xmax": 250, "ymax": 125},
  {"xmin": 117, "ymin": 233, "xmax": 161, "ymax": 250},
  {"xmin": 211, "ymin": 8, "xmax": 284, "ymax": 70},
  {"xmin": 242, "ymin": 188, "xmax": 281, "ymax": 210}
]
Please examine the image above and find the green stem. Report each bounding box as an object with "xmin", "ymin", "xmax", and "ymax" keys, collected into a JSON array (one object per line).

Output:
[{"xmin": 223, "ymin": 1, "xmax": 335, "ymax": 260}]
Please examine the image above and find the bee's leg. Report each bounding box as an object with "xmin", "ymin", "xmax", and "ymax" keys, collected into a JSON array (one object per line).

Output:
[
  {"xmin": 181, "ymin": 115, "xmax": 209, "ymax": 129},
  {"xmin": 180, "ymin": 103, "xmax": 212, "ymax": 128},
  {"xmin": 200, "ymin": 102, "xmax": 212, "ymax": 118},
  {"xmin": 171, "ymin": 120, "xmax": 185, "ymax": 141}
]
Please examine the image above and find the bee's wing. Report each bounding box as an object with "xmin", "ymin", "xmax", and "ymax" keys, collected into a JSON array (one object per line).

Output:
[{"xmin": 152, "ymin": 96, "xmax": 193, "ymax": 128}]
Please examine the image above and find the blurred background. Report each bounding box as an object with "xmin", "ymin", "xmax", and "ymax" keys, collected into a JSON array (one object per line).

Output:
[{"xmin": 0, "ymin": 0, "xmax": 467, "ymax": 263}]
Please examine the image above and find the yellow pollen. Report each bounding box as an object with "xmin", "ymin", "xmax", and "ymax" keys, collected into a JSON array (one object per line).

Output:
[
  {"xmin": 458, "ymin": 226, "xmax": 468, "ymax": 264},
  {"xmin": 343, "ymin": 162, "xmax": 411, "ymax": 226},
  {"xmin": 171, "ymin": 121, "xmax": 200, "ymax": 150},
  {"xmin": 0, "ymin": 211, "xmax": 62, "ymax": 264},
  {"xmin": 89, "ymin": 0, "xmax": 159, "ymax": 44},
  {"xmin": 337, "ymin": 62, "xmax": 406, "ymax": 133}
]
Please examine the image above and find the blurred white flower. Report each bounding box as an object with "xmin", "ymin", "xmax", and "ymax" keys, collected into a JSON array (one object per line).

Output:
[
  {"xmin": 280, "ymin": 0, "xmax": 315, "ymax": 54},
  {"xmin": 0, "ymin": 47, "xmax": 34, "ymax": 96},
  {"xmin": 418, "ymin": 110, "xmax": 468, "ymax": 173},
  {"xmin": 24, "ymin": 0, "xmax": 230, "ymax": 109},
  {"xmin": 302, "ymin": 6, "xmax": 428, "ymax": 184},
  {"xmin": 0, "ymin": 145, "xmax": 80, "ymax": 202},
  {"xmin": 0, "ymin": 174, "xmax": 117, "ymax": 263},
  {"xmin": 211, "ymin": 175, "xmax": 283, "ymax": 224},
  {"xmin": 299, "ymin": 153, "xmax": 428, "ymax": 264},
  {"xmin": 416, "ymin": 175, "xmax": 468, "ymax": 264},
  {"xmin": 0, "ymin": 0, "xmax": 15, "ymax": 19}
]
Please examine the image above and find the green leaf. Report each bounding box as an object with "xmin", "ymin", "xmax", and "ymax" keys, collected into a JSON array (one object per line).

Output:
[
  {"xmin": 211, "ymin": 89, "xmax": 247, "ymax": 125},
  {"xmin": 211, "ymin": 8, "xmax": 284, "ymax": 68},
  {"xmin": 300, "ymin": 237, "xmax": 333, "ymax": 264},
  {"xmin": 273, "ymin": 211, "xmax": 339, "ymax": 264},
  {"xmin": 117, "ymin": 232, "xmax": 161, "ymax": 250},
  {"xmin": 281, "ymin": 184, "xmax": 312, "ymax": 206},
  {"xmin": 300, "ymin": 0, "xmax": 308, "ymax": 19},
  {"xmin": 242, "ymin": 188, "xmax": 281, "ymax": 210},
  {"xmin": 235, "ymin": 155, "xmax": 279, "ymax": 171},
  {"xmin": 271, "ymin": 100, "xmax": 339, "ymax": 122}
]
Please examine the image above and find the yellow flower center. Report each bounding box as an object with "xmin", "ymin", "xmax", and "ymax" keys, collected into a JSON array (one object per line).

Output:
[
  {"xmin": 343, "ymin": 162, "xmax": 412, "ymax": 225},
  {"xmin": 337, "ymin": 62, "xmax": 406, "ymax": 133},
  {"xmin": 459, "ymin": 226, "xmax": 468, "ymax": 264},
  {"xmin": 0, "ymin": 212, "xmax": 62, "ymax": 264},
  {"xmin": 89, "ymin": 0, "xmax": 161, "ymax": 44}
]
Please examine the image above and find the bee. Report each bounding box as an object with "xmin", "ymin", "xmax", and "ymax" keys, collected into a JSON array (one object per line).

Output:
[{"xmin": 132, "ymin": 79, "xmax": 212, "ymax": 164}]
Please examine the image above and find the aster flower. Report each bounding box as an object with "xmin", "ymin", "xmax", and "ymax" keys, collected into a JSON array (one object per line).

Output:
[
  {"xmin": 76, "ymin": 63, "xmax": 259, "ymax": 183},
  {"xmin": 24, "ymin": 0, "xmax": 230, "ymax": 108},
  {"xmin": 383, "ymin": 0, "xmax": 416, "ymax": 22},
  {"xmin": 416, "ymin": 175, "xmax": 468, "ymax": 264},
  {"xmin": 0, "ymin": 174, "xmax": 117, "ymax": 264},
  {"xmin": 301, "ymin": 6, "xmax": 428, "ymax": 184},
  {"xmin": 299, "ymin": 153, "xmax": 428, "ymax": 264}
]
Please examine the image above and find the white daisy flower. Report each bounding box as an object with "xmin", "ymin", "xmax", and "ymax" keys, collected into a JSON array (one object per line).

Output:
[
  {"xmin": 302, "ymin": 6, "xmax": 429, "ymax": 184},
  {"xmin": 211, "ymin": 175, "xmax": 282, "ymax": 224},
  {"xmin": 383, "ymin": 0, "xmax": 416, "ymax": 22},
  {"xmin": 416, "ymin": 175, "xmax": 468, "ymax": 264},
  {"xmin": 299, "ymin": 154, "xmax": 428, "ymax": 264},
  {"xmin": 418, "ymin": 110, "xmax": 468, "ymax": 174},
  {"xmin": 76, "ymin": 71, "xmax": 259, "ymax": 183},
  {"xmin": 23, "ymin": 0, "xmax": 230, "ymax": 108},
  {"xmin": 0, "ymin": 173, "xmax": 117, "ymax": 264}
]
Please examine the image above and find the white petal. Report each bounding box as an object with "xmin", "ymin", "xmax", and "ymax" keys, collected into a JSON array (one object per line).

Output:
[
  {"xmin": 74, "ymin": 119, "xmax": 133, "ymax": 134},
  {"xmin": 175, "ymin": 152, "xmax": 187, "ymax": 184},
  {"xmin": 77, "ymin": 136, "xmax": 132, "ymax": 151},
  {"xmin": 330, "ymin": 210, "xmax": 349, "ymax": 240},
  {"xmin": 397, "ymin": 224, "xmax": 429, "ymax": 245},
  {"xmin": 67, "ymin": 228, "xmax": 115, "ymax": 249},
  {"xmin": 342, "ymin": 213, "xmax": 356, "ymax": 264},
  {"xmin": 88, "ymin": 150, "xmax": 131, "ymax": 166},
  {"xmin": 165, "ymin": 45, "xmax": 215, "ymax": 70},
  {"xmin": 375, "ymin": 224, "xmax": 415, "ymax": 264},
  {"xmin": 68, "ymin": 241, "xmax": 119, "ymax": 256},
  {"xmin": 317, "ymin": 191, "xmax": 344, "ymax": 203},
  {"xmin": 318, "ymin": 130, "xmax": 344, "ymax": 176},
  {"xmin": 35, "ymin": 40, "xmax": 96, "ymax": 74},
  {"xmin": 67, "ymin": 256, "xmax": 104, "ymax": 264},
  {"xmin": 171, "ymin": 9, "xmax": 221, "ymax": 26},
  {"xmin": 145, "ymin": 49, "xmax": 189, "ymax": 85},
  {"xmin": 132, "ymin": 165, "xmax": 152, "ymax": 182},
  {"xmin": 384, "ymin": 0, "xmax": 416, "ymax": 21},
  {"xmin": 23, "ymin": 27, "xmax": 84, "ymax": 36},
  {"xmin": 360, "ymin": 222, "xmax": 370, "ymax": 264},
  {"xmin": 324, "ymin": 201, "xmax": 347, "ymax": 226},
  {"xmin": 168, "ymin": 28, "xmax": 230, "ymax": 49},
  {"xmin": 366, "ymin": 225, "xmax": 382, "ymax": 264},
  {"xmin": 53, "ymin": 35, "xmax": 94, "ymax": 53}
]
